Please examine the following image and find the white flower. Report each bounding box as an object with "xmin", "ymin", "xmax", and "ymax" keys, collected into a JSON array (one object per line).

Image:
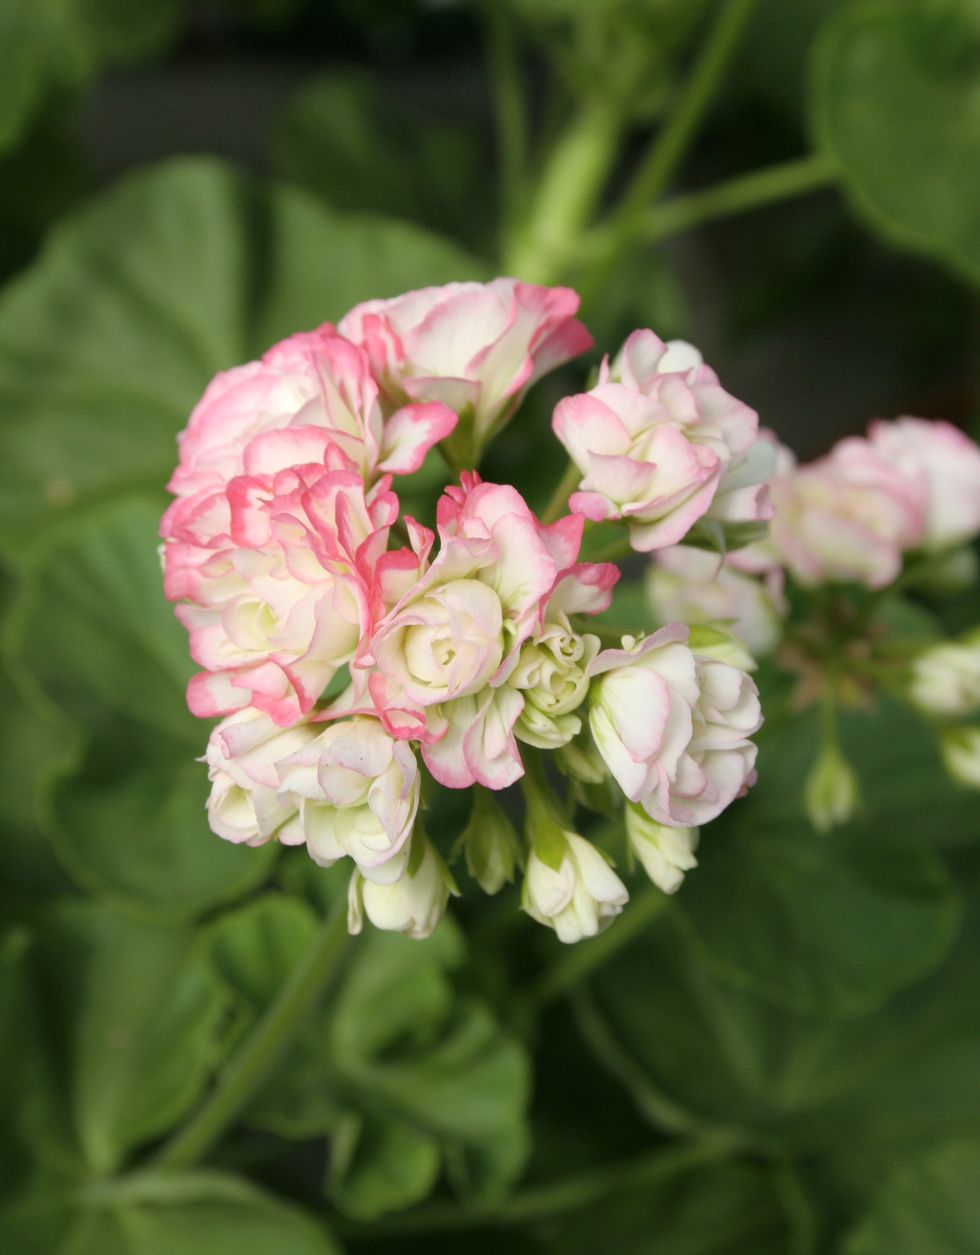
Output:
[
  {"xmin": 939, "ymin": 726, "xmax": 980, "ymax": 790},
  {"xmin": 907, "ymin": 633, "xmax": 980, "ymax": 718},
  {"xmin": 522, "ymin": 831, "xmax": 628, "ymax": 944},
  {"xmin": 204, "ymin": 709, "xmax": 319, "ymax": 845},
  {"xmin": 625, "ymin": 804, "xmax": 699, "ymax": 893},
  {"xmin": 347, "ymin": 834, "xmax": 458, "ymax": 940},
  {"xmin": 588, "ymin": 626, "xmax": 762, "ymax": 828},
  {"xmin": 646, "ymin": 545, "xmax": 785, "ymax": 657},
  {"xmin": 276, "ymin": 717, "xmax": 420, "ymax": 884},
  {"xmin": 510, "ymin": 623, "xmax": 599, "ymax": 749}
]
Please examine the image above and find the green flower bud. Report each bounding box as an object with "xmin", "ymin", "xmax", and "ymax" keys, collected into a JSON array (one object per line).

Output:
[
  {"xmin": 939, "ymin": 726, "xmax": 980, "ymax": 789},
  {"xmin": 460, "ymin": 788, "xmax": 522, "ymax": 895},
  {"xmin": 804, "ymin": 739, "xmax": 860, "ymax": 832}
]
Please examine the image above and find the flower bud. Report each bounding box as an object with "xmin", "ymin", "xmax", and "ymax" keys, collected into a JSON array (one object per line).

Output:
[
  {"xmin": 939, "ymin": 726, "xmax": 980, "ymax": 789},
  {"xmin": 347, "ymin": 833, "xmax": 458, "ymax": 940},
  {"xmin": 804, "ymin": 739, "xmax": 860, "ymax": 832},
  {"xmin": 460, "ymin": 789, "xmax": 521, "ymax": 895},
  {"xmin": 625, "ymin": 804, "xmax": 698, "ymax": 894},
  {"xmin": 521, "ymin": 814, "xmax": 628, "ymax": 943},
  {"xmin": 907, "ymin": 632, "xmax": 980, "ymax": 718}
]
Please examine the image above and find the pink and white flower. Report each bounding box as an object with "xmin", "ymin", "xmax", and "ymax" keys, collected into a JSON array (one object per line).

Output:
[
  {"xmin": 522, "ymin": 831, "xmax": 628, "ymax": 943},
  {"xmin": 646, "ymin": 545, "xmax": 786, "ymax": 657},
  {"xmin": 588, "ymin": 626, "xmax": 762, "ymax": 827},
  {"xmin": 165, "ymin": 462, "xmax": 399, "ymax": 726},
  {"xmin": 362, "ymin": 474, "xmax": 616, "ymax": 788},
  {"xmin": 770, "ymin": 436, "xmax": 924, "ymax": 589},
  {"xmin": 338, "ymin": 279, "xmax": 593, "ymax": 462},
  {"xmin": 552, "ymin": 330, "xmax": 766, "ymax": 551},
  {"xmin": 347, "ymin": 833, "xmax": 457, "ymax": 940},
  {"xmin": 168, "ymin": 325, "xmax": 456, "ymax": 499},
  {"xmin": 625, "ymin": 804, "xmax": 699, "ymax": 894},
  {"xmin": 204, "ymin": 708, "xmax": 320, "ymax": 846},
  {"xmin": 275, "ymin": 716, "xmax": 420, "ymax": 883},
  {"xmin": 867, "ymin": 417, "xmax": 980, "ymax": 551}
]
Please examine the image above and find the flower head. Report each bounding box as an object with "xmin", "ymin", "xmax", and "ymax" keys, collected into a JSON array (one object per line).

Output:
[
  {"xmin": 339, "ymin": 279, "xmax": 592, "ymax": 463},
  {"xmin": 347, "ymin": 833, "xmax": 458, "ymax": 939},
  {"xmin": 276, "ymin": 717, "xmax": 420, "ymax": 883},
  {"xmin": 588, "ymin": 626, "xmax": 762, "ymax": 827},
  {"xmin": 770, "ymin": 436, "xmax": 924, "ymax": 589},
  {"xmin": 868, "ymin": 417, "xmax": 980, "ymax": 551},
  {"xmin": 552, "ymin": 330, "xmax": 766, "ymax": 551},
  {"xmin": 522, "ymin": 831, "xmax": 628, "ymax": 943}
]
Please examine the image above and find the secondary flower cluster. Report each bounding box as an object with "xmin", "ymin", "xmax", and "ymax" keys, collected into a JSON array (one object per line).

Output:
[
  {"xmin": 642, "ymin": 412, "xmax": 980, "ymax": 822},
  {"xmin": 162, "ymin": 280, "xmax": 767, "ymax": 942}
]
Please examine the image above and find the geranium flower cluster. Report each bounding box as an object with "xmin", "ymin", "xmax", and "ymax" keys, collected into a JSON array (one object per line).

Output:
[
  {"xmin": 162, "ymin": 280, "xmax": 768, "ymax": 943},
  {"xmin": 643, "ymin": 411, "xmax": 980, "ymax": 823}
]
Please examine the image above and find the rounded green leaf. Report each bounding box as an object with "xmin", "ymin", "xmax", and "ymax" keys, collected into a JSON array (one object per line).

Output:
[
  {"xmin": 202, "ymin": 894, "xmax": 531, "ymax": 1215},
  {"xmin": 671, "ymin": 701, "xmax": 962, "ymax": 1016},
  {"xmin": 585, "ymin": 866, "xmax": 980, "ymax": 1205},
  {"xmin": 23, "ymin": 1171, "xmax": 342, "ymax": 1255},
  {"xmin": 0, "ymin": 157, "xmax": 485, "ymax": 556},
  {"xmin": 843, "ymin": 1142, "xmax": 980, "ymax": 1254},
  {"xmin": 26, "ymin": 902, "xmax": 229, "ymax": 1176},
  {"xmin": 811, "ymin": 0, "xmax": 980, "ymax": 286}
]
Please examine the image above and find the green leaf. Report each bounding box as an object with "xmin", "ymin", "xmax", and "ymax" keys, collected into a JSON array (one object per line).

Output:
[
  {"xmin": 811, "ymin": 0, "xmax": 980, "ymax": 287},
  {"xmin": 584, "ymin": 859, "xmax": 980, "ymax": 1214},
  {"xmin": 202, "ymin": 893, "xmax": 531, "ymax": 1218},
  {"xmin": 0, "ymin": 655, "xmax": 74, "ymax": 921},
  {"xmin": 25, "ymin": 902, "xmax": 229, "ymax": 1177},
  {"xmin": 0, "ymin": 0, "xmax": 178, "ymax": 155},
  {"xmin": 672, "ymin": 700, "xmax": 962, "ymax": 1016},
  {"xmin": 2, "ymin": 1170, "xmax": 342, "ymax": 1255},
  {"xmin": 519, "ymin": 1155, "xmax": 800, "ymax": 1255},
  {"xmin": 0, "ymin": 156, "xmax": 486, "ymax": 556},
  {"xmin": 5, "ymin": 496, "xmax": 277, "ymax": 919},
  {"xmin": 842, "ymin": 1142, "xmax": 980, "ymax": 1254},
  {"xmin": 329, "ymin": 1112, "xmax": 440, "ymax": 1221},
  {"xmin": 274, "ymin": 70, "xmax": 488, "ymax": 249}
]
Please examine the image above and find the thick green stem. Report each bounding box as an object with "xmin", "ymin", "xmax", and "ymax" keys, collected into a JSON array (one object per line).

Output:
[
  {"xmin": 483, "ymin": 1, "xmax": 529, "ymax": 230},
  {"xmin": 152, "ymin": 905, "xmax": 350, "ymax": 1170},
  {"xmin": 581, "ymin": 0, "xmax": 760, "ymax": 301},
  {"xmin": 593, "ymin": 152, "xmax": 836, "ymax": 250},
  {"xmin": 503, "ymin": 94, "xmax": 623, "ymax": 284}
]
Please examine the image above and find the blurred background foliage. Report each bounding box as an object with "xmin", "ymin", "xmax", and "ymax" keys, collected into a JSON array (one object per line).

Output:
[{"xmin": 0, "ymin": 0, "xmax": 978, "ymax": 1252}]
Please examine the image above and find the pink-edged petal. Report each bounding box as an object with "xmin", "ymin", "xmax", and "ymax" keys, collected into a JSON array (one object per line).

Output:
[{"xmin": 379, "ymin": 402, "xmax": 458, "ymax": 474}]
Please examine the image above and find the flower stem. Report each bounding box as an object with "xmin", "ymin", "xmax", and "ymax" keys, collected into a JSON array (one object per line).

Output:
[
  {"xmin": 540, "ymin": 459, "xmax": 581, "ymax": 524},
  {"xmin": 591, "ymin": 152, "xmax": 837, "ymax": 251},
  {"xmin": 580, "ymin": 0, "xmax": 760, "ymax": 301},
  {"xmin": 152, "ymin": 904, "xmax": 350, "ymax": 1170},
  {"xmin": 482, "ymin": 0, "xmax": 529, "ymax": 231},
  {"xmin": 525, "ymin": 883, "xmax": 669, "ymax": 1008},
  {"xmin": 502, "ymin": 94, "xmax": 623, "ymax": 284}
]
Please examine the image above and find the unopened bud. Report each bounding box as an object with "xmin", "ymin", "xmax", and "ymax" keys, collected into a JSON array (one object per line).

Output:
[
  {"xmin": 907, "ymin": 631, "xmax": 980, "ymax": 718},
  {"xmin": 461, "ymin": 788, "xmax": 521, "ymax": 895},
  {"xmin": 939, "ymin": 726, "xmax": 980, "ymax": 789},
  {"xmin": 804, "ymin": 739, "xmax": 860, "ymax": 832},
  {"xmin": 625, "ymin": 804, "xmax": 698, "ymax": 894},
  {"xmin": 347, "ymin": 833, "xmax": 458, "ymax": 940}
]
